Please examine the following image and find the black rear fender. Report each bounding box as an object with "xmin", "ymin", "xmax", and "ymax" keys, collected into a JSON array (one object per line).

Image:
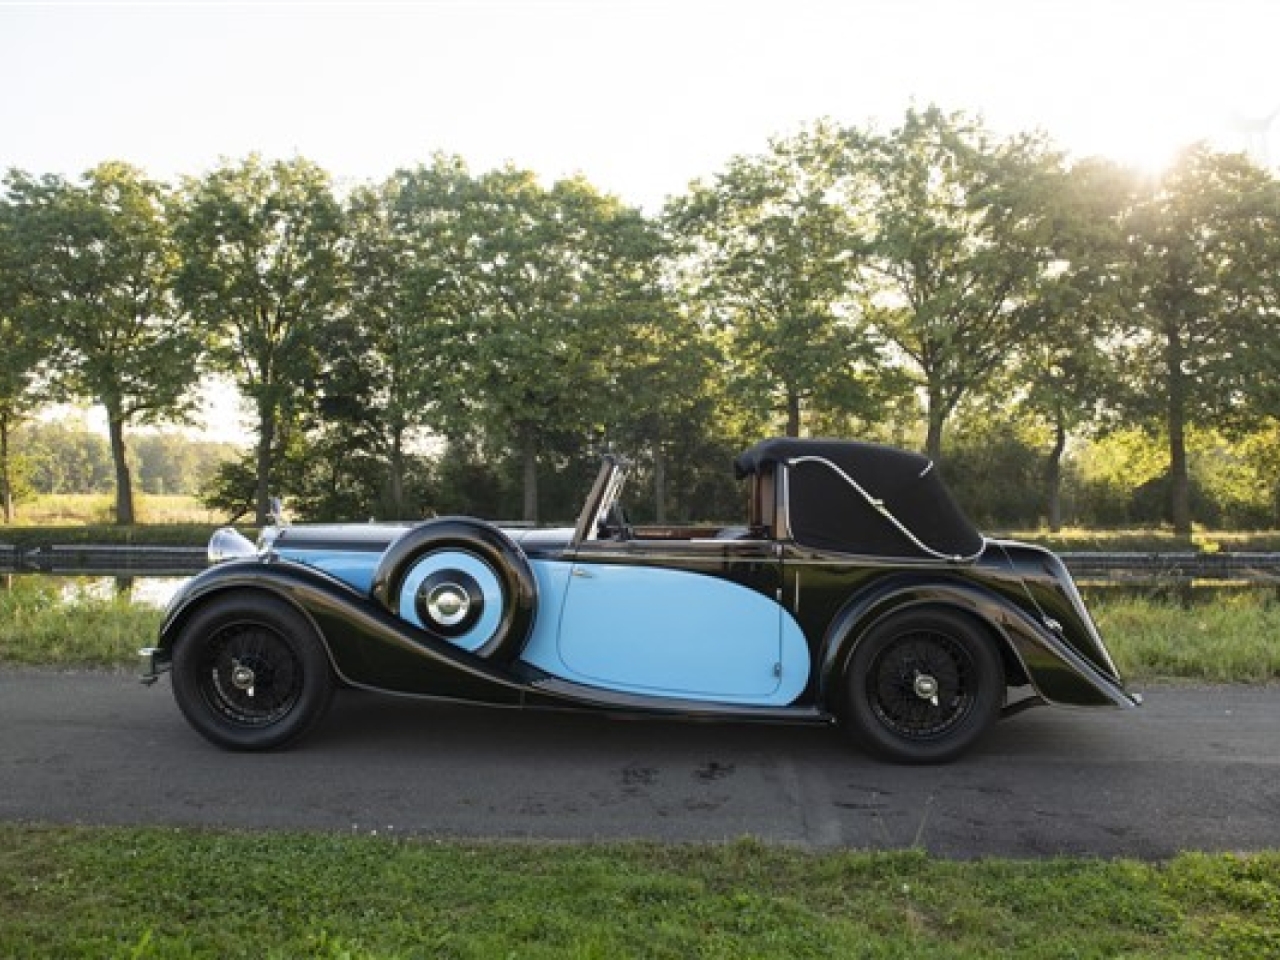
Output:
[{"xmin": 818, "ymin": 577, "xmax": 1131, "ymax": 710}]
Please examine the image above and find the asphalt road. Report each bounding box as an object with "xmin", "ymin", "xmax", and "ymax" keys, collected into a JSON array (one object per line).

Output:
[{"xmin": 1, "ymin": 668, "xmax": 1277, "ymax": 858}]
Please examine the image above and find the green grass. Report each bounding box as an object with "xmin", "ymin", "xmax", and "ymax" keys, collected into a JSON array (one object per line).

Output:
[
  {"xmin": 8, "ymin": 493, "xmax": 221, "ymax": 526},
  {"xmin": 1093, "ymin": 594, "xmax": 1280, "ymax": 683},
  {"xmin": 1008, "ymin": 526, "xmax": 1280, "ymax": 553},
  {"xmin": 0, "ymin": 826, "xmax": 1276, "ymax": 959},
  {"xmin": 0, "ymin": 577, "xmax": 163, "ymax": 667}
]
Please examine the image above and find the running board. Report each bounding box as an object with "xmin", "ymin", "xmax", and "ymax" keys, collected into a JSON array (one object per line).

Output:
[{"xmin": 525, "ymin": 676, "xmax": 833, "ymax": 725}]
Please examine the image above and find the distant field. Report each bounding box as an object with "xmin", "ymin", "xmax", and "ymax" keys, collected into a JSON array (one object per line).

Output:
[
  {"xmin": 1005, "ymin": 526, "xmax": 1280, "ymax": 553},
  {"xmin": 11, "ymin": 494, "xmax": 223, "ymax": 527}
]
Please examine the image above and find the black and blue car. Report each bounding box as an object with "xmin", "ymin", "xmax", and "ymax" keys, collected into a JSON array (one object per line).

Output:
[{"xmin": 142, "ymin": 438, "xmax": 1139, "ymax": 763}]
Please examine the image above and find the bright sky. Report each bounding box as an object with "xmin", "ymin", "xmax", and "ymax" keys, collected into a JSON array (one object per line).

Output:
[
  {"xmin": 4, "ymin": 0, "xmax": 1279, "ymax": 441},
  {"xmin": 4, "ymin": 0, "xmax": 1279, "ymax": 209}
]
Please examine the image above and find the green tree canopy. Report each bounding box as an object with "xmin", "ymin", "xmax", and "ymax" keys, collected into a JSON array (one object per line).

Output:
[
  {"xmin": 394, "ymin": 160, "xmax": 662, "ymax": 521},
  {"xmin": 174, "ymin": 155, "xmax": 347, "ymax": 525},
  {"xmin": 667, "ymin": 122, "xmax": 879, "ymax": 438},
  {"xmin": 5, "ymin": 162, "xmax": 200, "ymax": 524},
  {"xmin": 1118, "ymin": 145, "xmax": 1280, "ymax": 535},
  {"xmin": 0, "ymin": 187, "xmax": 48, "ymax": 521},
  {"xmin": 1007, "ymin": 157, "xmax": 1139, "ymax": 529},
  {"xmin": 850, "ymin": 106, "xmax": 1065, "ymax": 459}
]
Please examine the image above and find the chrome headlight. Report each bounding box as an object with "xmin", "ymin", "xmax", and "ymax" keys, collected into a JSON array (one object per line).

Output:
[{"xmin": 208, "ymin": 527, "xmax": 259, "ymax": 564}]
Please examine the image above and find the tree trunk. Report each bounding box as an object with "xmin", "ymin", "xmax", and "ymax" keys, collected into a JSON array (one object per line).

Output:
[
  {"xmin": 924, "ymin": 394, "xmax": 946, "ymax": 462},
  {"xmin": 653, "ymin": 440, "xmax": 667, "ymax": 524},
  {"xmin": 520, "ymin": 425, "xmax": 538, "ymax": 523},
  {"xmin": 255, "ymin": 399, "xmax": 276, "ymax": 527},
  {"xmin": 785, "ymin": 392, "xmax": 801, "ymax": 438},
  {"xmin": 1043, "ymin": 417, "xmax": 1067, "ymax": 533},
  {"xmin": 106, "ymin": 413, "xmax": 135, "ymax": 526},
  {"xmin": 1165, "ymin": 333, "xmax": 1192, "ymax": 539},
  {"xmin": 0, "ymin": 416, "xmax": 12, "ymax": 524},
  {"xmin": 388, "ymin": 422, "xmax": 406, "ymax": 518},
  {"xmin": 1167, "ymin": 405, "xmax": 1191, "ymax": 538}
]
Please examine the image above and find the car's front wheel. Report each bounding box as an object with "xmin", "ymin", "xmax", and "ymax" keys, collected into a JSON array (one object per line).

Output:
[
  {"xmin": 840, "ymin": 608, "xmax": 1003, "ymax": 763},
  {"xmin": 169, "ymin": 592, "xmax": 335, "ymax": 751}
]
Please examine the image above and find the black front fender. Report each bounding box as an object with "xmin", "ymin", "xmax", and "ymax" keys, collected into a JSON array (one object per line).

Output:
[{"xmin": 158, "ymin": 559, "xmax": 529, "ymax": 706}]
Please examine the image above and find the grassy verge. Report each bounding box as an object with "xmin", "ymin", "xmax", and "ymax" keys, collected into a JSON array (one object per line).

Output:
[
  {"xmin": 0, "ymin": 578, "xmax": 163, "ymax": 668},
  {"xmin": 1, "ymin": 826, "xmax": 1276, "ymax": 959},
  {"xmin": 1095, "ymin": 594, "xmax": 1280, "ymax": 683},
  {"xmin": 2, "ymin": 577, "xmax": 1279, "ymax": 683}
]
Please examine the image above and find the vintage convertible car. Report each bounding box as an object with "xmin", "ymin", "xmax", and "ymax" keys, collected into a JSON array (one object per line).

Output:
[{"xmin": 141, "ymin": 438, "xmax": 1139, "ymax": 762}]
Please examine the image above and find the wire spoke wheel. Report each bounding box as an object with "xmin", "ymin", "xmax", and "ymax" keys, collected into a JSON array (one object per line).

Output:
[
  {"xmin": 170, "ymin": 593, "xmax": 335, "ymax": 751},
  {"xmin": 198, "ymin": 623, "xmax": 303, "ymax": 728},
  {"xmin": 843, "ymin": 608, "xmax": 1003, "ymax": 763},
  {"xmin": 867, "ymin": 630, "xmax": 974, "ymax": 740}
]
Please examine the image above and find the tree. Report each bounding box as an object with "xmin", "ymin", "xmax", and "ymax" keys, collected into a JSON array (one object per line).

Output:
[
  {"xmin": 608, "ymin": 296, "xmax": 727, "ymax": 522},
  {"xmin": 175, "ymin": 156, "xmax": 347, "ymax": 526},
  {"xmin": 851, "ymin": 107, "xmax": 1063, "ymax": 460},
  {"xmin": 0, "ymin": 187, "xmax": 47, "ymax": 522},
  {"xmin": 1009, "ymin": 158, "xmax": 1138, "ymax": 529},
  {"xmin": 5, "ymin": 163, "xmax": 200, "ymax": 524},
  {"xmin": 395, "ymin": 161, "xmax": 657, "ymax": 521},
  {"xmin": 336, "ymin": 178, "xmax": 437, "ymax": 517},
  {"xmin": 1118, "ymin": 146, "xmax": 1280, "ymax": 536},
  {"xmin": 667, "ymin": 123, "xmax": 877, "ymax": 438},
  {"xmin": 16, "ymin": 420, "xmax": 115, "ymax": 494}
]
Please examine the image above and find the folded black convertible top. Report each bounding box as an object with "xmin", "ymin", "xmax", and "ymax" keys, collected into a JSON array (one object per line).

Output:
[{"xmin": 735, "ymin": 438, "xmax": 984, "ymax": 560}]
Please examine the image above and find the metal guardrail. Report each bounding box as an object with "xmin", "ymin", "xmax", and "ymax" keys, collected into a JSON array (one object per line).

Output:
[
  {"xmin": 3, "ymin": 544, "xmax": 1280, "ymax": 583},
  {"xmin": 1061, "ymin": 552, "xmax": 1280, "ymax": 585},
  {"xmin": 1, "ymin": 544, "xmax": 207, "ymax": 575}
]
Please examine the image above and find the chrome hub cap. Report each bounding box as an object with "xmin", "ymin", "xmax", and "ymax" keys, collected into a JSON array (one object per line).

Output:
[
  {"xmin": 913, "ymin": 672, "xmax": 940, "ymax": 705},
  {"xmin": 230, "ymin": 660, "xmax": 257, "ymax": 694},
  {"xmin": 425, "ymin": 583, "xmax": 470, "ymax": 627}
]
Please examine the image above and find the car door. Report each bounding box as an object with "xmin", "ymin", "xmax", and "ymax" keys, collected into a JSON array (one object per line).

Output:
[{"xmin": 555, "ymin": 539, "xmax": 786, "ymax": 702}]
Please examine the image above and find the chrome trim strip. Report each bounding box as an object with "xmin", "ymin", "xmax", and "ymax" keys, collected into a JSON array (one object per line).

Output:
[{"xmin": 567, "ymin": 550, "xmax": 774, "ymax": 565}]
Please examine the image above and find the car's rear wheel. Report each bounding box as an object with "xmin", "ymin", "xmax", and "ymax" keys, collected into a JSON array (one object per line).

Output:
[
  {"xmin": 170, "ymin": 593, "xmax": 335, "ymax": 751},
  {"xmin": 841, "ymin": 608, "xmax": 1003, "ymax": 763}
]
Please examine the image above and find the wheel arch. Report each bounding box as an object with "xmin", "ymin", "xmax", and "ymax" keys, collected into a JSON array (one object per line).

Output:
[
  {"xmin": 818, "ymin": 580, "xmax": 1026, "ymax": 712},
  {"xmin": 159, "ymin": 579, "xmax": 342, "ymax": 678}
]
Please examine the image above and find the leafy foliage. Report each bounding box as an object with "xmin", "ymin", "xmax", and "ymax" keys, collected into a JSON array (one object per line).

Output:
[
  {"xmin": 851, "ymin": 107, "xmax": 1066, "ymax": 459},
  {"xmin": 4, "ymin": 163, "xmax": 201, "ymax": 524},
  {"xmin": 3, "ymin": 107, "xmax": 1280, "ymax": 533},
  {"xmin": 1117, "ymin": 146, "xmax": 1280, "ymax": 534},
  {"xmin": 668, "ymin": 122, "xmax": 880, "ymax": 437},
  {"xmin": 174, "ymin": 156, "xmax": 346, "ymax": 525}
]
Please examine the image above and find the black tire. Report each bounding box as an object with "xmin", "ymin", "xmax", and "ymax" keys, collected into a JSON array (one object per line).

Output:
[
  {"xmin": 370, "ymin": 518, "xmax": 537, "ymax": 661},
  {"xmin": 840, "ymin": 608, "xmax": 1003, "ymax": 764},
  {"xmin": 170, "ymin": 592, "xmax": 335, "ymax": 751}
]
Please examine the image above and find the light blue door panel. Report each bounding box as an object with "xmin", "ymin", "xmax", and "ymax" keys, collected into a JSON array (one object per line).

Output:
[
  {"xmin": 536, "ymin": 562, "xmax": 809, "ymax": 705},
  {"xmin": 521, "ymin": 560, "xmax": 575, "ymax": 666}
]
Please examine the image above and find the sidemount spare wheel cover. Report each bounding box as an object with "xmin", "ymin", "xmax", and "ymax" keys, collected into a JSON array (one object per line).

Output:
[{"xmin": 370, "ymin": 517, "xmax": 538, "ymax": 662}]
